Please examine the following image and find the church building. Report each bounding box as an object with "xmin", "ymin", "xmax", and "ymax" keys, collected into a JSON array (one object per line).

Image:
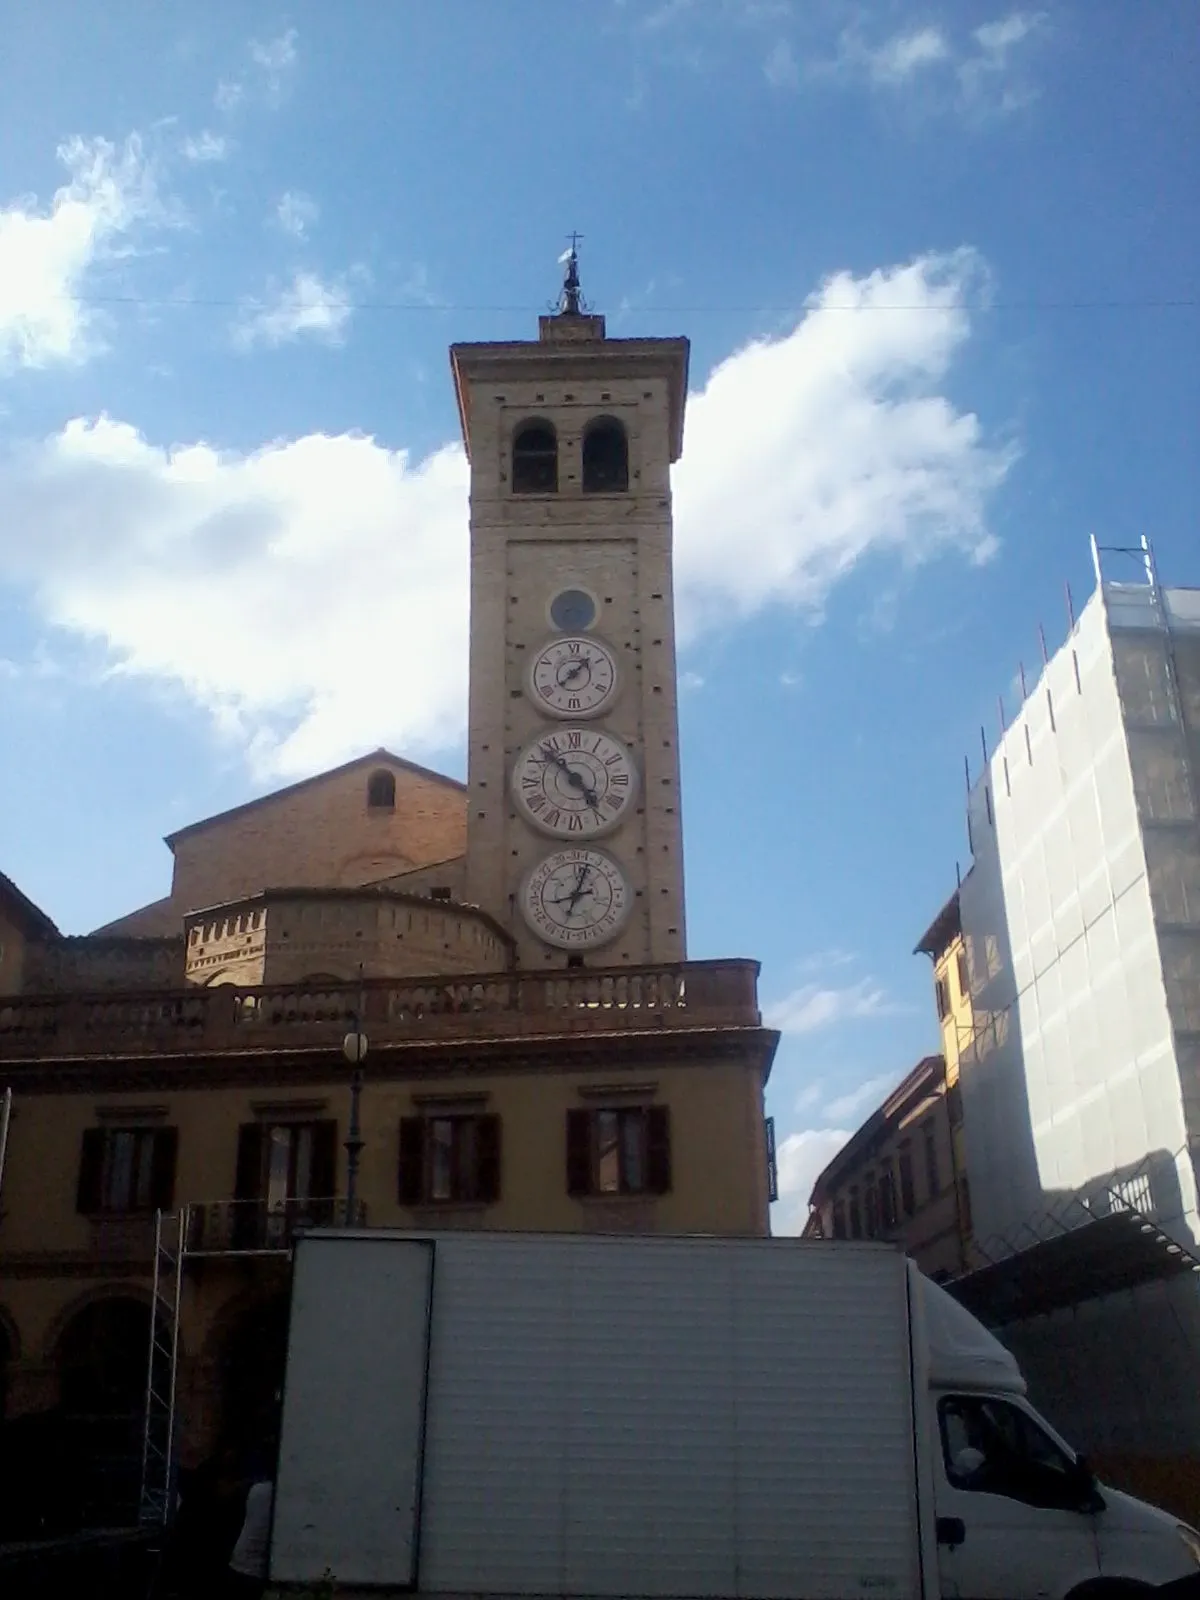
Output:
[{"xmin": 0, "ymin": 256, "xmax": 778, "ymax": 1525}]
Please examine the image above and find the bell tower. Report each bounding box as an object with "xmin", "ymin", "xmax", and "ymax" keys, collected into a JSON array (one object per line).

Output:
[{"xmin": 452, "ymin": 252, "xmax": 690, "ymax": 968}]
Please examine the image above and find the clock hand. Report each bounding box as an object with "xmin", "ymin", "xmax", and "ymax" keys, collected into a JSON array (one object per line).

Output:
[
  {"xmin": 539, "ymin": 745, "xmax": 603, "ymax": 812},
  {"xmin": 559, "ymin": 656, "xmax": 591, "ymax": 685}
]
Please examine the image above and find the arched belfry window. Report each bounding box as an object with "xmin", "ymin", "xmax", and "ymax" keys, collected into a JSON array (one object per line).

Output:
[
  {"xmin": 582, "ymin": 418, "xmax": 628, "ymax": 494},
  {"xmin": 367, "ymin": 769, "xmax": 396, "ymax": 810},
  {"xmin": 512, "ymin": 421, "xmax": 558, "ymax": 494}
]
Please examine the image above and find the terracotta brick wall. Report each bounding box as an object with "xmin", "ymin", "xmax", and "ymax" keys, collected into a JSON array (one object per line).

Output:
[
  {"xmin": 170, "ymin": 758, "xmax": 467, "ymax": 913},
  {"xmin": 23, "ymin": 936, "xmax": 184, "ymax": 993}
]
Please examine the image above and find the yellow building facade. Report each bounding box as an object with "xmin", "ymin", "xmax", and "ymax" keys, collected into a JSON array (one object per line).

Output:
[{"xmin": 0, "ymin": 273, "xmax": 778, "ymax": 1529}]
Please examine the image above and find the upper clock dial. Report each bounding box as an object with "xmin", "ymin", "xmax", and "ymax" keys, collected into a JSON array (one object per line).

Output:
[
  {"xmin": 512, "ymin": 727, "xmax": 638, "ymax": 838},
  {"xmin": 520, "ymin": 847, "xmax": 632, "ymax": 948},
  {"xmin": 528, "ymin": 634, "xmax": 619, "ymax": 718}
]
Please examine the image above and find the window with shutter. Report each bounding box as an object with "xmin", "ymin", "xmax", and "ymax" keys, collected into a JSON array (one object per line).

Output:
[
  {"xmin": 399, "ymin": 1114, "xmax": 500, "ymax": 1205},
  {"xmin": 76, "ymin": 1126, "xmax": 178, "ymax": 1215},
  {"xmin": 567, "ymin": 1106, "xmax": 670, "ymax": 1198}
]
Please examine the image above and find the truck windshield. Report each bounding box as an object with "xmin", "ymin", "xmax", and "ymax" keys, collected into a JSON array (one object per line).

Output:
[{"xmin": 938, "ymin": 1396, "xmax": 1086, "ymax": 1510}]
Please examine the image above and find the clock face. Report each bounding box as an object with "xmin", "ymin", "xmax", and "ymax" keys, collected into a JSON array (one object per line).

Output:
[
  {"xmin": 520, "ymin": 848, "xmax": 632, "ymax": 948},
  {"xmin": 528, "ymin": 634, "xmax": 618, "ymax": 718},
  {"xmin": 512, "ymin": 728, "xmax": 638, "ymax": 838}
]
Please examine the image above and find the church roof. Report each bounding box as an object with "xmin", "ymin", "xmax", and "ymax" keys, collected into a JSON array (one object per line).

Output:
[
  {"xmin": 0, "ymin": 870, "xmax": 59, "ymax": 939},
  {"xmin": 163, "ymin": 747, "xmax": 465, "ymax": 849}
]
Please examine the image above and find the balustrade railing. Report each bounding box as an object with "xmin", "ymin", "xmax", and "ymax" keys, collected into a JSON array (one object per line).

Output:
[
  {"xmin": 184, "ymin": 1197, "xmax": 367, "ymax": 1254},
  {"xmin": 0, "ymin": 959, "xmax": 761, "ymax": 1059}
]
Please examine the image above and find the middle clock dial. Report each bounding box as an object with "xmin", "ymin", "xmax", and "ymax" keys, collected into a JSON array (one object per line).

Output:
[{"xmin": 512, "ymin": 727, "xmax": 638, "ymax": 838}]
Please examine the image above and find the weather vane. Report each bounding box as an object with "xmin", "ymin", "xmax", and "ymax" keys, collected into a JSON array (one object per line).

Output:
[{"xmin": 556, "ymin": 232, "xmax": 587, "ymax": 315}]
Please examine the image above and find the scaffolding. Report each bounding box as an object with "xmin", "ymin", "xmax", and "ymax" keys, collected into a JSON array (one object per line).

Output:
[{"xmin": 139, "ymin": 1208, "xmax": 184, "ymax": 1525}]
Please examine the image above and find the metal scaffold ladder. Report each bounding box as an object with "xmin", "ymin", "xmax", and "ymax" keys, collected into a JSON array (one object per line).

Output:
[{"xmin": 139, "ymin": 1206, "xmax": 185, "ymax": 1525}]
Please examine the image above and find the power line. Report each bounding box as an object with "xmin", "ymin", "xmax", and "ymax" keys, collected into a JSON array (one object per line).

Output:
[{"xmin": 52, "ymin": 292, "xmax": 1200, "ymax": 314}]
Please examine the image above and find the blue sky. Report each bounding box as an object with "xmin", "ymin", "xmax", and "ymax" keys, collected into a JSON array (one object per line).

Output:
[{"xmin": 1, "ymin": 1, "xmax": 1196, "ymax": 1228}]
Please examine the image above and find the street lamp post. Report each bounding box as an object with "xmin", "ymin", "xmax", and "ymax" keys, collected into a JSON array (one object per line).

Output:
[{"xmin": 341, "ymin": 1021, "xmax": 368, "ymax": 1225}]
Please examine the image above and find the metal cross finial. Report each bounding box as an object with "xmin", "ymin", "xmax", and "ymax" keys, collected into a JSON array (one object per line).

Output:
[{"xmin": 559, "ymin": 232, "xmax": 585, "ymax": 315}]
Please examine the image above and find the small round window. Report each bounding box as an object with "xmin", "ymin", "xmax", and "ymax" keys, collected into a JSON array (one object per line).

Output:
[{"xmin": 550, "ymin": 588, "xmax": 597, "ymax": 631}]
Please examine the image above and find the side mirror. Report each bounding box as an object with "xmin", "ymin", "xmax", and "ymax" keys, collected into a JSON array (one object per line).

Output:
[{"xmin": 1071, "ymin": 1456, "xmax": 1105, "ymax": 1513}]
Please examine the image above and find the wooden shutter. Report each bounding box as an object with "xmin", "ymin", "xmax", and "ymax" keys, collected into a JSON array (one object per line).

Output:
[
  {"xmin": 150, "ymin": 1127, "xmax": 179, "ymax": 1211},
  {"xmin": 234, "ymin": 1123, "xmax": 265, "ymax": 1200},
  {"xmin": 398, "ymin": 1117, "xmax": 426, "ymax": 1206},
  {"xmin": 566, "ymin": 1109, "xmax": 593, "ymax": 1198},
  {"xmin": 310, "ymin": 1120, "xmax": 338, "ymax": 1199},
  {"xmin": 76, "ymin": 1128, "xmax": 107, "ymax": 1214},
  {"xmin": 476, "ymin": 1115, "xmax": 501, "ymax": 1205},
  {"xmin": 647, "ymin": 1105, "xmax": 672, "ymax": 1195}
]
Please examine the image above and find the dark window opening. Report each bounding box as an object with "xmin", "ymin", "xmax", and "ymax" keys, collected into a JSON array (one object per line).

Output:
[
  {"xmin": 848, "ymin": 1188, "xmax": 863, "ymax": 1239},
  {"xmin": 864, "ymin": 1179, "xmax": 879, "ymax": 1238},
  {"xmin": 924, "ymin": 1123, "xmax": 942, "ymax": 1198},
  {"xmin": 935, "ymin": 977, "xmax": 951, "ymax": 1020},
  {"xmin": 956, "ymin": 948, "xmax": 970, "ymax": 998},
  {"xmin": 899, "ymin": 1145, "xmax": 916, "ymax": 1216},
  {"xmin": 429, "ymin": 886, "xmax": 451, "ymax": 902},
  {"xmin": 367, "ymin": 769, "xmax": 396, "ymax": 809},
  {"xmin": 76, "ymin": 1126, "xmax": 177, "ymax": 1216},
  {"xmin": 582, "ymin": 418, "xmax": 629, "ymax": 493},
  {"xmin": 832, "ymin": 1200, "xmax": 847, "ymax": 1239},
  {"xmin": 512, "ymin": 422, "xmax": 558, "ymax": 493},
  {"xmin": 879, "ymin": 1169, "xmax": 898, "ymax": 1231},
  {"xmin": 946, "ymin": 1082, "xmax": 964, "ymax": 1127},
  {"xmin": 398, "ymin": 1114, "xmax": 501, "ymax": 1206},
  {"xmin": 566, "ymin": 954, "xmax": 584, "ymax": 968},
  {"xmin": 567, "ymin": 1106, "xmax": 670, "ymax": 1197}
]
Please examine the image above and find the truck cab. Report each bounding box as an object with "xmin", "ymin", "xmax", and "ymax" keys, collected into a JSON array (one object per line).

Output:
[{"xmin": 922, "ymin": 1275, "xmax": 1200, "ymax": 1597}]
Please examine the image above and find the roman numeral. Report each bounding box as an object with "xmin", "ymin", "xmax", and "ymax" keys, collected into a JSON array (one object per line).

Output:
[
  {"xmin": 567, "ymin": 731, "xmax": 582, "ymax": 749},
  {"xmin": 611, "ymin": 772, "xmax": 629, "ymax": 786},
  {"xmin": 567, "ymin": 814, "xmax": 583, "ymax": 832}
]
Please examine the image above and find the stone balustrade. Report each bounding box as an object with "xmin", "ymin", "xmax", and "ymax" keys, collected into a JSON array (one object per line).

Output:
[{"xmin": 0, "ymin": 959, "xmax": 762, "ymax": 1060}]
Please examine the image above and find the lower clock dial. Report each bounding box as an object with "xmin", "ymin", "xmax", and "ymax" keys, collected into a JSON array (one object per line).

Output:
[{"xmin": 520, "ymin": 848, "xmax": 632, "ymax": 949}]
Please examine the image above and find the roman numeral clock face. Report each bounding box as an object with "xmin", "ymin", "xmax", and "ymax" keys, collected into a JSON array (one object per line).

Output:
[
  {"xmin": 528, "ymin": 635, "xmax": 618, "ymax": 718},
  {"xmin": 512, "ymin": 729, "xmax": 638, "ymax": 838}
]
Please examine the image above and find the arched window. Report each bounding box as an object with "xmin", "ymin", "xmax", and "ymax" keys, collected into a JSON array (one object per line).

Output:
[
  {"xmin": 582, "ymin": 418, "xmax": 628, "ymax": 493},
  {"xmin": 367, "ymin": 769, "xmax": 396, "ymax": 810},
  {"xmin": 512, "ymin": 421, "xmax": 558, "ymax": 494}
]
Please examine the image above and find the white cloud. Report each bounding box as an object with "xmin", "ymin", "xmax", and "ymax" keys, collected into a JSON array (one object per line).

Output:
[
  {"xmin": 765, "ymin": 977, "xmax": 901, "ymax": 1036},
  {"xmin": 234, "ymin": 271, "xmax": 353, "ymax": 349},
  {"xmin": 0, "ymin": 135, "xmax": 160, "ymax": 373},
  {"xmin": 672, "ymin": 250, "xmax": 1013, "ymax": 635},
  {"xmin": 678, "ymin": 670, "xmax": 705, "ymax": 691},
  {"xmin": 250, "ymin": 29, "xmax": 298, "ymax": 104},
  {"xmin": 866, "ymin": 26, "xmax": 950, "ymax": 83},
  {"xmin": 0, "ymin": 419, "xmax": 469, "ymax": 777},
  {"xmin": 275, "ymin": 190, "xmax": 318, "ymax": 239},
  {"xmin": 0, "ymin": 250, "xmax": 1012, "ymax": 779},
  {"xmin": 214, "ymin": 80, "xmax": 244, "ymax": 114},
  {"xmin": 975, "ymin": 11, "xmax": 1044, "ymax": 59},
  {"xmin": 823, "ymin": 1070, "xmax": 900, "ymax": 1124},
  {"xmin": 823, "ymin": 12, "xmax": 1045, "ymax": 113},
  {"xmin": 763, "ymin": 38, "xmax": 799, "ymax": 89},
  {"xmin": 771, "ymin": 1128, "xmax": 851, "ymax": 1233},
  {"xmin": 959, "ymin": 12, "xmax": 1048, "ymax": 110},
  {"xmin": 214, "ymin": 28, "xmax": 299, "ymax": 115},
  {"xmin": 181, "ymin": 131, "xmax": 229, "ymax": 163}
]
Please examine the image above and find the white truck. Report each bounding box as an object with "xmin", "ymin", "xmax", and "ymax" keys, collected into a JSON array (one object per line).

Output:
[{"xmin": 266, "ymin": 1230, "xmax": 1200, "ymax": 1598}]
